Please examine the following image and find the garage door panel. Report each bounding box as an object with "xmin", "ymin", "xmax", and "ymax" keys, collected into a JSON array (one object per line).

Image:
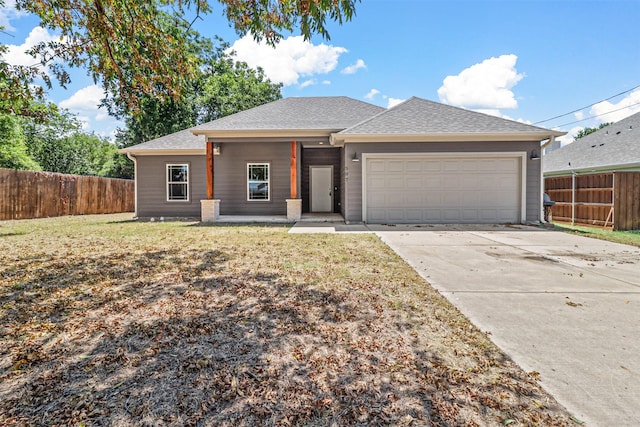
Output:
[
  {"xmin": 368, "ymin": 160, "xmax": 387, "ymax": 173},
  {"xmin": 406, "ymin": 177, "xmax": 422, "ymax": 188},
  {"xmin": 366, "ymin": 156, "xmax": 521, "ymax": 224},
  {"xmin": 387, "ymin": 160, "xmax": 405, "ymax": 172},
  {"xmin": 386, "ymin": 176, "xmax": 405, "ymax": 189},
  {"xmin": 405, "ymin": 161, "xmax": 423, "ymax": 172}
]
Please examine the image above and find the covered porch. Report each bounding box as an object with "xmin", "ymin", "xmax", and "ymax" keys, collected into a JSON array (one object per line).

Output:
[{"xmin": 201, "ymin": 140, "xmax": 343, "ymax": 222}]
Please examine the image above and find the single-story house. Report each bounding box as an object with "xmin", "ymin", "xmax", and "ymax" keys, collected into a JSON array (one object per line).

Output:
[
  {"xmin": 121, "ymin": 96, "xmax": 565, "ymax": 224},
  {"xmin": 543, "ymin": 111, "xmax": 640, "ymax": 230},
  {"xmin": 544, "ymin": 111, "xmax": 640, "ymax": 176}
]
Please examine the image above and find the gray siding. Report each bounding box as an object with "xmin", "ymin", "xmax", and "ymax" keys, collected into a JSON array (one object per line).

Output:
[
  {"xmin": 343, "ymin": 141, "xmax": 542, "ymax": 223},
  {"xmin": 136, "ymin": 155, "xmax": 206, "ymax": 217},
  {"xmin": 214, "ymin": 141, "xmax": 290, "ymax": 215}
]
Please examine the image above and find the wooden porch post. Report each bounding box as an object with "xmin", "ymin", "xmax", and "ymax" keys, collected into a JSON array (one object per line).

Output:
[
  {"xmin": 206, "ymin": 141, "xmax": 214, "ymax": 199},
  {"xmin": 290, "ymin": 140, "xmax": 297, "ymax": 198}
]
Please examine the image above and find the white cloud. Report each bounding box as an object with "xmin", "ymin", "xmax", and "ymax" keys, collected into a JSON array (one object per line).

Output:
[
  {"xmin": 3, "ymin": 26, "xmax": 57, "ymax": 68},
  {"xmin": 60, "ymin": 84, "xmax": 104, "ymax": 111},
  {"xmin": 299, "ymin": 79, "xmax": 316, "ymax": 88},
  {"xmin": 437, "ymin": 54, "xmax": 524, "ymax": 109},
  {"xmin": 590, "ymin": 88, "xmax": 640, "ymax": 123},
  {"xmin": 341, "ymin": 59, "xmax": 366, "ymax": 75},
  {"xmin": 228, "ymin": 34, "xmax": 347, "ymax": 86},
  {"xmin": 387, "ymin": 98, "xmax": 405, "ymax": 108},
  {"xmin": 0, "ymin": 0, "xmax": 26, "ymax": 32},
  {"xmin": 556, "ymin": 126, "xmax": 584, "ymax": 147},
  {"xmin": 574, "ymin": 111, "xmax": 584, "ymax": 121},
  {"xmin": 364, "ymin": 88, "xmax": 380, "ymax": 100},
  {"xmin": 322, "ymin": 80, "xmax": 331, "ymax": 85},
  {"xmin": 59, "ymin": 84, "xmax": 123, "ymax": 140}
]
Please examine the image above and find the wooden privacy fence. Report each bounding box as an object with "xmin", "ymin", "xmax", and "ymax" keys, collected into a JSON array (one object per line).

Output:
[
  {"xmin": 545, "ymin": 172, "xmax": 640, "ymax": 231},
  {"xmin": 0, "ymin": 168, "xmax": 135, "ymax": 220}
]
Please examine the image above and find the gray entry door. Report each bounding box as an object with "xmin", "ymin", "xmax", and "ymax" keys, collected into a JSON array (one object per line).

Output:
[{"xmin": 310, "ymin": 166, "xmax": 333, "ymax": 212}]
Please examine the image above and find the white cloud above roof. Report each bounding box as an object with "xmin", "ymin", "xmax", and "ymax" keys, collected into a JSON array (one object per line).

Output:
[
  {"xmin": 365, "ymin": 88, "xmax": 380, "ymax": 100},
  {"xmin": 387, "ymin": 97, "xmax": 405, "ymax": 108},
  {"xmin": 590, "ymin": 88, "xmax": 640, "ymax": 123},
  {"xmin": 341, "ymin": 59, "xmax": 366, "ymax": 75},
  {"xmin": 228, "ymin": 34, "xmax": 347, "ymax": 86},
  {"xmin": 437, "ymin": 54, "xmax": 524, "ymax": 109}
]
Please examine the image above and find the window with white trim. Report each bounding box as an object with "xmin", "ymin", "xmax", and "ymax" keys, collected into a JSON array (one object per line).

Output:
[
  {"xmin": 167, "ymin": 164, "xmax": 189, "ymax": 201},
  {"xmin": 247, "ymin": 163, "xmax": 270, "ymax": 201}
]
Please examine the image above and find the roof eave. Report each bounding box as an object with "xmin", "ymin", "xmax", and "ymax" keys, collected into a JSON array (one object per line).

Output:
[
  {"xmin": 543, "ymin": 162, "xmax": 640, "ymax": 176},
  {"xmin": 119, "ymin": 148, "xmax": 206, "ymax": 156},
  {"xmin": 331, "ymin": 131, "xmax": 566, "ymax": 145},
  {"xmin": 190, "ymin": 129, "xmax": 340, "ymax": 138}
]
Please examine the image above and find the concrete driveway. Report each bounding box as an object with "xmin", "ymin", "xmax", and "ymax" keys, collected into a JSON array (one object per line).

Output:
[{"xmin": 372, "ymin": 225, "xmax": 640, "ymax": 427}]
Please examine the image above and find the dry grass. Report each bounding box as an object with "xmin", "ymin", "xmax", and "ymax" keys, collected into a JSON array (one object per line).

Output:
[{"xmin": 0, "ymin": 214, "xmax": 574, "ymax": 426}]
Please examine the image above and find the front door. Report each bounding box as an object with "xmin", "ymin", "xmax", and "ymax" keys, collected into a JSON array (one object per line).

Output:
[{"xmin": 310, "ymin": 166, "xmax": 333, "ymax": 212}]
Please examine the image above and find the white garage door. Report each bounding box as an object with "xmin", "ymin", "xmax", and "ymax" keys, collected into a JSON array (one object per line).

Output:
[{"xmin": 365, "ymin": 155, "xmax": 522, "ymax": 224}]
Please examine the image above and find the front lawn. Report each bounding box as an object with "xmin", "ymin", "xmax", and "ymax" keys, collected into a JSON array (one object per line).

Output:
[{"xmin": 0, "ymin": 214, "xmax": 574, "ymax": 426}]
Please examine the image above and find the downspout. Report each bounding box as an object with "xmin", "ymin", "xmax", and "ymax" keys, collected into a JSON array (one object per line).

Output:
[
  {"xmin": 571, "ymin": 170, "xmax": 576, "ymax": 225},
  {"xmin": 541, "ymin": 136, "xmax": 555, "ymax": 223},
  {"xmin": 126, "ymin": 153, "xmax": 138, "ymax": 218}
]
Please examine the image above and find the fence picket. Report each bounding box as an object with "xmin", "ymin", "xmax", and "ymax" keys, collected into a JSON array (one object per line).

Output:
[{"xmin": 0, "ymin": 169, "xmax": 134, "ymax": 220}]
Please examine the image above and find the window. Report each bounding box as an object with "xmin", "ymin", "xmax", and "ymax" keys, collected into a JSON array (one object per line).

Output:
[
  {"xmin": 167, "ymin": 164, "xmax": 189, "ymax": 201},
  {"xmin": 247, "ymin": 163, "xmax": 269, "ymax": 201}
]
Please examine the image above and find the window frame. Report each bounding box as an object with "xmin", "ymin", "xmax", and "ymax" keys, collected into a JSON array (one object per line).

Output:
[
  {"xmin": 247, "ymin": 162, "xmax": 270, "ymax": 202},
  {"xmin": 166, "ymin": 163, "xmax": 190, "ymax": 202}
]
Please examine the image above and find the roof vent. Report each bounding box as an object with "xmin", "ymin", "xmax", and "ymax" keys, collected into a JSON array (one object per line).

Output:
[
  {"xmin": 600, "ymin": 143, "xmax": 605, "ymax": 146},
  {"xmin": 630, "ymin": 126, "xmax": 633, "ymax": 131},
  {"xmin": 591, "ymin": 145, "xmax": 596, "ymax": 148},
  {"xmin": 616, "ymin": 130, "xmax": 621, "ymax": 135},
  {"xmin": 605, "ymin": 131, "xmax": 609, "ymax": 135}
]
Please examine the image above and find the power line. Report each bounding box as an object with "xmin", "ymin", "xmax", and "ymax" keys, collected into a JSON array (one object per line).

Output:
[
  {"xmin": 533, "ymin": 84, "xmax": 640, "ymax": 125},
  {"xmin": 555, "ymin": 102, "xmax": 640, "ymax": 128}
]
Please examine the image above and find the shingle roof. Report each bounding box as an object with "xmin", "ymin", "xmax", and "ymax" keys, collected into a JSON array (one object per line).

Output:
[
  {"xmin": 339, "ymin": 97, "xmax": 563, "ymax": 135},
  {"xmin": 543, "ymin": 112, "xmax": 640, "ymax": 174},
  {"xmin": 191, "ymin": 96, "xmax": 385, "ymax": 132},
  {"xmin": 120, "ymin": 129, "xmax": 205, "ymax": 152}
]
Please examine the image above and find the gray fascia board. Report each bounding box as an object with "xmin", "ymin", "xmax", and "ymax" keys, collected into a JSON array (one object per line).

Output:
[
  {"xmin": 331, "ymin": 131, "xmax": 565, "ymax": 145},
  {"xmin": 543, "ymin": 162, "xmax": 640, "ymax": 177}
]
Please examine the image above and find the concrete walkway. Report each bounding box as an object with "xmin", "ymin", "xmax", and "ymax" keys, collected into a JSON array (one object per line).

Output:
[{"xmin": 372, "ymin": 225, "xmax": 640, "ymax": 426}]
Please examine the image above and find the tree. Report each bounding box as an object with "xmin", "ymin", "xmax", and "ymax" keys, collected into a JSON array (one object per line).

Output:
[
  {"xmin": 0, "ymin": 113, "xmax": 41, "ymax": 170},
  {"xmin": 199, "ymin": 56, "xmax": 282, "ymax": 122},
  {"xmin": 111, "ymin": 51, "xmax": 282, "ymax": 179},
  {"xmin": 23, "ymin": 109, "xmax": 119, "ymax": 176},
  {"xmin": 12, "ymin": 0, "xmax": 358, "ymax": 114},
  {"xmin": 574, "ymin": 122, "xmax": 612, "ymax": 140}
]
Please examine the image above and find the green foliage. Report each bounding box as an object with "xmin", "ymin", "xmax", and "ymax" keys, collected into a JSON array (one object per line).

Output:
[
  {"xmin": 0, "ymin": 114, "xmax": 41, "ymax": 170},
  {"xmin": 12, "ymin": 0, "xmax": 357, "ymax": 114},
  {"xmin": 573, "ymin": 122, "xmax": 612, "ymax": 140},
  {"xmin": 200, "ymin": 56, "xmax": 282, "ymax": 122},
  {"xmin": 115, "ymin": 51, "xmax": 282, "ymax": 145},
  {"xmin": 220, "ymin": 0, "xmax": 359, "ymax": 43},
  {"xmin": 23, "ymin": 110, "xmax": 119, "ymax": 176}
]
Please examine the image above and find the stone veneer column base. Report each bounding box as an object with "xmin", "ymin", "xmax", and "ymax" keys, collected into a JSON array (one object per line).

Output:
[
  {"xmin": 201, "ymin": 199, "xmax": 220, "ymax": 222},
  {"xmin": 286, "ymin": 199, "xmax": 302, "ymax": 222}
]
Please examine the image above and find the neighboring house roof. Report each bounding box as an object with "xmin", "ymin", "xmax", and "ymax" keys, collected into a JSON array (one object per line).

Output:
[
  {"xmin": 190, "ymin": 96, "xmax": 385, "ymax": 136},
  {"xmin": 120, "ymin": 129, "xmax": 206, "ymax": 154},
  {"xmin": 332, "ymin": 97, "xmax": 565, "ymax": 144},
  {"xmin": 543, "ymin": 112, "xmax": 640, "ymax": 175}
]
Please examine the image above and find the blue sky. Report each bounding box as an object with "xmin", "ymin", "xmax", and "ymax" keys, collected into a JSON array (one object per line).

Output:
[{"xmin": 2, "ymin": 0, "xmax": 639, "ymax": 145}]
